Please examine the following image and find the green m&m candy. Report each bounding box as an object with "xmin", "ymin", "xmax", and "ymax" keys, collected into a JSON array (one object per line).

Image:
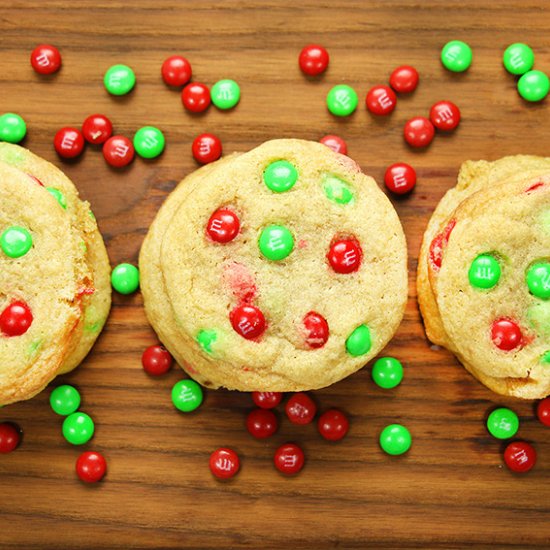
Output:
[
  {"xmin": 526, "ymin": 262, "xmax": 550, "ymax": 299},
  {"xmin": 487, "ymin": 407, "xmax": 519, "ymax": 439},
  {"xmin": 133, "ymin": 126, "xmax": 165, "ymax": 159},
  {"xmin": 323, "ymin": 174, "xmax": 354, "ymax": 205},
  {"xmin": 503, "ymin": 43, "xmax": 535, "ymax": 75},
  {"xmin": 441, "ymin": 40, "xmax": 473, "ymax": 72},
  {"xmin": 326, "ymin": 84, "xmax": 358, "ymax": 117},
  {"xmin": 50, "ymin": 385, "xmax": 81, "ymax": 416},
  {"xmin": 372, "ymin": 357, "xmax": 403, "ymax": 389},
  {"xmin": 211, "ymin": 79, "xmax": 241, "ymax": 110},
  {"xmin": 379, "ymin": 424, "xmax": 412, "ymax": 455},
  {"xmin": 258, "ymin": 225, "xmax": 294, "ymax": 261},
  {"xmin": 468, "ymin": 254, "xmax": 501, "ymax": 289},
  {"xmin": 104, "ymin": 64, "xmax": 136, "ymax": 96},
  {"xmin": 46, "ymin": 187, "xmax": 67, "ymax": 209},
  {"xmin": 196, "ymin": 329, "xmax": 217, "ymax": 354},
  {"xmin": 345, "ymin": 324, "xmax": 372, "ymax": 356},
  {"xmin": 0, "ymin": 226, "xmax": 32, "ymax": 258},
  {"xmin": 62, "ymin": 412, "xmax": 94, "ymax": 445},
  {"xmin": 541, "ymin": 350, "xmax": 550, "ymax": 364},
  {"xmin": 172, "ymin": 379, "xmax": 203, "ymax": 412},
  {"xmin": 111, "ymin": 263, "xmax": 140, "ymax": 294},
  {"xmin": 518, "ymin": 70, "xmax": 550, "ymax": 102},
  {"xmin": 263, "ymin": 160, "xmax": 298, "ymax": 193},
  {"xmin": 0, "ymin": 113, "xmax": 27, "ymax": 143}
]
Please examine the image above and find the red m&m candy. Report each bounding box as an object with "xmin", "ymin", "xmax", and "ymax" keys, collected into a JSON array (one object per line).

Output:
[
  {"xmin": 429, "ymin": 219, "xmax": 456, "ymax": 271},
  {"xmin": 319, "ymin": 135, "xmax": 347, "ymax": 155},
  {"xmin": 318, "ymin": 409, "xmax": 349, "ymax": 441},
  {"xmin": 102, "ymin": 135, "xmax": 134, "ymax": 168},
  {"xmin": 82, "ymin": 114, "xmax": 113, "ymax": 145},
  {"xmin": 327, "ymin": 237, "xmax": 362, "ymax": 274},
  {"xmin": 389, "ymin": 65, "xmax": 419, "ymax": 93},
  {"xmin": 206, "ymin": 208, "xmax": 240, "ymax": 243},
  {"xmin": 384, "ymin": 163, "xmax": 416, "ymax": 195},
  {"xmin": 246, "ymin": 408, "xmax": 278, "ymax": 438},
  {"xmin": 285, "ymin": 392, "xmax": 317, "ymax": 425},
  {"xmin": 303, "ymin": 311, "xmax": 329, "ymax": 348},
  {"xmin": 503, "ymin": 441, "xmax": 536, "ymax": 473},
  {"xmin": 404, "ymin": 117, "xmax": 435, "ymax": 148},
  {"xmin": 536, "ymin": 397, "xmax": 550, "ymax": 427},
  {"xmin": 0, "ymin": 422, "xmax": 21, "ymax": 453},
  {"xmin": 142, "ymin": 344, "xmax": 173, "ymax": 376},
  {"xmin": 252, "ymin": 391, "xmax": 283, "ymax": 409},
  {"xmin": 0, "ymin": 301, "xmax": 33, "ymax": 336},
  {"xmin": 491, "ymin": 318, "xmax": 523, "ymax": 351},
  {"xmin": 161, "ymin": 55, "xmax": 192, "ymax": 87},
  {"xmin": 76, "ymin": 451, "xmax": 107, "ymax": 483},
  {"xmin": 430, "ymin": 100, "xmax": 461, "ymax": 131},
  {"xmin": 230, "ymin": 304, "xmax": 266, "ymax": 340},
  {"xmin": 182, "ymin": 82, "xmax": 211, "ymax": 113},
  {"xmin": 209, "ymin": 447, "xmax": 240, "ymax": 480},
  {"xmin": 299, "ymin": 45, "xmax": 329, "ymax": 76},
  {"xmin": 366, "ymin": 85, "xmax": 397, "ymax": 116},
  {"xmin": 30, "ymin": 44, "xmax": 61, "ymax": 75},
  {"xmin": 274, "ymin": 443, "xmax": 305, "ymax": 475},
  {"xmin": 192, "ymin": 133, "xmax": 222, "ymax": 164},
  {"xmin": 54, "ymin": 127, "xmax": 85, "ymax": 159}
]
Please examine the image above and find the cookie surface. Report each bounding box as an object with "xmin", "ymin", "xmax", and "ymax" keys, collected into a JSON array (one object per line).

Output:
[{"xmin": 141, "ymin": 139, "xmax": 408, "ymax": 391}]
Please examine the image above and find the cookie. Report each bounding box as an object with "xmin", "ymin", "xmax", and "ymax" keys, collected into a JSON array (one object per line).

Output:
[
  {"xmin": 141, "ymin": 139, "xmax": 408, "ymax": 391},
  {"xmin": 0, "ymin": 144, "xmax": 111, "ymax": 405},
  {"xmin": 418, "ymin": 156, "xmax": 550, "ymax": 399}
]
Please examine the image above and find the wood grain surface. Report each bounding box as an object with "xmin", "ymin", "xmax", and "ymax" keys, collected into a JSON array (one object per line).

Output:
[{"xmin": 1, "ymin": 1, "xmax": 549, "ymax": 548}]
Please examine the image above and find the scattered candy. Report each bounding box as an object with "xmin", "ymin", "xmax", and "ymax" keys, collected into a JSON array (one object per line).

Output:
[
  {"xmin": 246, "ymin": 408, "xmax": 278, "ymax": 438},
  {"xmin": 62, "ymin": 412, "xmax": 95, "ymax": 445},
  {"xmin": 317, "ymin": 409, "xmax": 349, "ymax": 441},
  {"xmin": 192, "ymin": 133, "xmax": 222, "ymax": 164},
  {"xmin": 211, "ymin": 79, "xmax": 241, "ymax": 110},
  {"xmin": 389, "ymin": 65, "xmax": 419, "ymax": 93},
  {"xmin": 274, "ymin": 443, "xmax": 304, "ymax": 475},
  {"xmin": 490, "ymin": 318, "xmax": 522, "ymax": 351},
  {"xmin": 372, "ymin": 357, "xmax": 403, "ymax": 389},
  {"xmin": 503, "ymin": 441, "xmax": 536, "ymax": 473},
  {"xmin": 326, "ymin": 84, "xmax": 358, "ymax": 117},
  {"xmin": 299, "ymin": 44, "xmax": 329, "ymax": 76},
  {"xmin": 366, "ymin": 85, "xmax": 397, "ymax": 116},
  {"xmin": 30, "ymin": 44, "xmax": 61, "ymax": 75},
  {"xmin": 468, "ymin": 253, "xmax": 501, "ymax": 289},
  {"xmin": 319, "ymin": 134, "xmax": 347, "ymax": 155},
  {"xmin": 161, "ymin": 55, "xmax": 192, "ymax": 87},
  {"xmin": 230, "ymin": 304, "xmax": 266, "ymax": 340},
  {"xmin": 133, "ymin": 126, "xmax": 165, "ymax": 159},
  {"xmin": 503, "ymin": 43, "xmax": 535, "ymax": 76},
  {"xmin": 141, "ymin": 345, "xmax": 173, "ymax": 376},
  {"xmin": 379, "ymin": 424, "xmax": 412, "ymax": 455},
  {"xmin": 209, "ymin": 447, "xmax": 240, "ymax": 479},
  {"xmin": 486, "ymin": 407, "xmax": 519, "ymax": 439},
  {"xmin": 0, "ymin": 301, "xmax": 33, "ymax": 336},
  {"xmin": 76, "ymin": 451, "xmax": 107, "ymax": 483},
  {"xmin": 54, "ymin": 127, "xmax": 85, "ymax": 159},
  {"xmin": 0, "ymin": 422, "xmax": 21, "ymax": 453},
  {"xmin": 441, "ymin": 40, "xmax": 472, "ymax": 73},
  {"xmin": 403, "ymin": 116, "xmax": 435, "ymax": 148},
  {"xmin": 285, "ymin": 392, "xmax": 317, "ymax": 425},
  {"xmin": 384, "ymin": 162, "xmax": 416, "ymax": 195},
  {"xmin": 429, "ymin": 100, "xmax": 461, "ymax": 131},
  {"xmin": 536, "ymin": 397, "xmax": 550, "ymax": 427},
  {"xmin": 345, "ymin": 324, "xmax": 371, "ymax": 356},
  {"xmin": 0, "ymin": 226, "xmax": 32, "ymax": 258},
  {"xmin": 111, "ymin": 263, "xmax": 140, "ymax": 295},
  {"xmin": 259, "ymin": 225, "xmax": 294, "ymax": 261},
  {"xmin": 526, "ymin": 262, "xmax": 550, "ymax": 299},
  {"xmin": 302, "ymin": 311, "xmax": 329, "ymax": 349},
  {"xmin": 252, "ymin": 391, "xmax": 283, "ymax": 409},
  {"xmin": 50, "ymin": 385, "xmax": 81, "ymax": 416},
  {"xmin": 172, "ymin": 379, "xmax": 203, "ymax": 412},
  {"xmin": 82, "ymin": 114, "xmax": 113, "ymax": 145},
  {"xmin": 0, "ymin": 113, "xmax": 27, "ymax": 143},
  {"xmin": 103, "ymin": 135, "xmax": 135, "ymax": 168},
  {"xmin": 104, "ymin": 64, "xmax": 136, "ymax": 96},
  {"xmin": 327, "ymin": 237, "xmax": 362, "ymax": 274},
  {"xmin": 263, "ymin": 160, "xmax": 298, "ymax": 193},
  {"xmin": 517, "ymin": 70, "xmax": 550, "ymax": 102},
  {"xmin": 206, "ymin": 208, "xmax": 240, "ymax": 243},
  {"xmin": 182, "ymin": 82, "xmax": 211, "ymax": 113}
]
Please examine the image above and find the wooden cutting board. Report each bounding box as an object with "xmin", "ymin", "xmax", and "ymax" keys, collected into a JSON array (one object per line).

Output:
[{"xmin": 1, "ymin": 1, "xmax": 549, "ymax": 547}]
